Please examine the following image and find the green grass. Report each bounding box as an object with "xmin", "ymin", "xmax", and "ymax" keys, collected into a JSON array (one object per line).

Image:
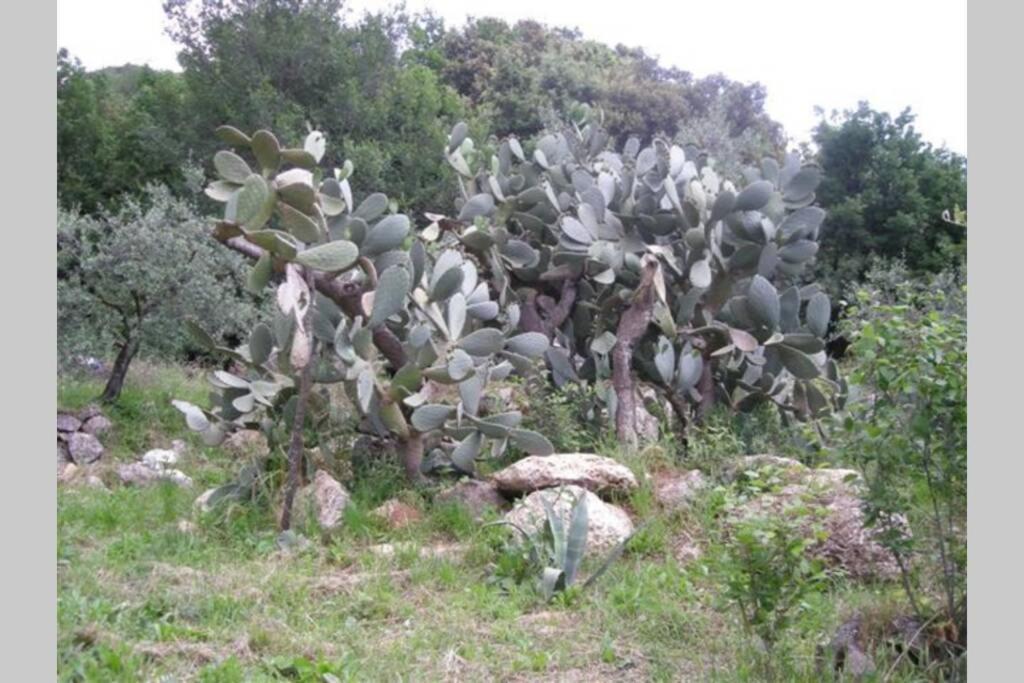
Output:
[{"xmin": 58, "ymin": 363, "xmax": 925, "ymax": 681}]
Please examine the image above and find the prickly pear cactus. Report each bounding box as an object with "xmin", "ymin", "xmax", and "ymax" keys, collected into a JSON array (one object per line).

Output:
[
  {"xmin": 174, "ymin": 125, "xmax": 554, "ymax": 488},
  {"xmin": 434, "ymin": 115, "xmax": 843, "ymax": 443}
]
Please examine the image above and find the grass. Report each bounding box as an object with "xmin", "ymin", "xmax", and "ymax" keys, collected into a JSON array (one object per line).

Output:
[{"xmin": 58, "ymin": 363, "xmax": 925, "ymax": 681}]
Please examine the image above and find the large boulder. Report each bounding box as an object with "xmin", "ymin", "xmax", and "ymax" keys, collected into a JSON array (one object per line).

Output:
[
  {"xmin": 503, "ymin": 485, "xmax": 634, "ymax": 554},
  {"xmin": 727, "ymin": 456, "xmax": 905, "ymax": 580},
  {"xmin": 492, "ymin": 453, "xmax": 638, "ymax": 497},
  {"xmin": 435, "ymin": 479, "xmax": 508, "ymax": 519},
  {"xmin": 68, "ymin": 432, "xmax": 104, "ymax": 464}
]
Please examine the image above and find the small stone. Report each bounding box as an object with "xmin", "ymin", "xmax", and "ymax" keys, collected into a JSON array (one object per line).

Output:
[
  {"xmin": 58, "ymin": 462, "xmax": 80, "ymax": 484},
  {"xmin": 141, "ymin": 448, "xmax": 179, "ymax": 469},
  {"xmin": 68, "ymin": 432, "xmax": 104, "ymax": 464},
  {"xmin": 435, "ymin": 479, "xmax": 508, "ymax": 519},
  {"xmin": 57, "ymin": 413, "xmax": 82, "ymax": 433},
  {"xmin": 373, "ymin": 499, "xmax": 423, "ymax": 529},
  {"xmin": 654, "ymin": 470, "xmax": 708, "ymax": 510},
  {"xmin": 77, "ymin": 405, "xmax": 103, "ymax": 421},
  {"xmin": 177, "ymin": 520, "xmax": 197, "ymax": 534},
  {"xmin": 118, "ymin": 462, "xmax": 192, "ymax": 488},
  {"xmin": 80, "ymin": 415, "xmax": 113, "ymax": 436},
  {"xmin": 223, "ymin": 429, "xmax": 269, "ymax": 458}
]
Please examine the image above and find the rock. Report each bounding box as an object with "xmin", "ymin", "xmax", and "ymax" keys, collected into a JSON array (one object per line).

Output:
[
  {"xmin": 57, "ymin": 413, "xmax": 82, "ymax": 432},
  {"xmin": 177, "ymin": 520, "xmax": 197, "ymax": 534},
  {"xmin": 80, "ymin": 415, "xmax": 113, "ymax": 436},
  {"xmin": 68, "ymin": 432, "xmax": 104, "ymax": 464},
  {"xmin": 368, "ymin": 541, "xmax": 465, "ymax": 560},
  {"xmin": 654, "ymin": 470, "xmax": 708, "ymax": 510},
  {"xmin": 435, "ymin": 479, "xmax": 508, "ymax": 519},
  {"xmin": 223, "ymin": 429, "xmax": 269, "ymax": 458},
  {"xmin": 84, "ymin": 475, "xmax": 108, "ymax": 491},
  {"xmin": 142, "ymin": 448, "xmax": 179, "ymax": 469},
  {"xmin": 372, "ymin": 499, "xmax": 423, "ymax": 529},
  {"xmin": 504, "ymin": 485, "xmax": 634, "ymax": 553},
  {"xmin": 729, "ymin": 456, "xmax": 905, "ymax": 580},
  {"xmin": 58, "ymin": 462, "xmax": 79, "ymax": 484},
  {"xmin": 77, "ymin": 405, "xmax": 103, "ymax": 421},
  {"xmin": 819, "ymin": 615, "xmax": 876, "ymax": 679},
  {"xmin": 194, "ymin": 488, "xmax": 219, "ymax": 513},
  {"xmin": 58, "ymin": 440, "xmax": 70, "ymax": 465},
  {"xmin": 492, "ymin": 453, "xmax": 638, "ymax": 497},
  {"xmin": 294, "ymin": 470, "xmax": 350, "ymax": 531},
  {"xmin": 117, "ymin": 462, "xmax": 193, "ymax": 488},
  {"xmin": 170, "ymin": 439, "xmax": 187, "ymax": 454},
  {"xmin": 673, "ymin": 532, "xmax": 703, "ymax": 565}
]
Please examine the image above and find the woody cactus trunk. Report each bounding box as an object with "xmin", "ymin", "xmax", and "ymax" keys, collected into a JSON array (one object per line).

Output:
[
  {"xmin": 433, "ymin": 116, "xmax": 844, "ymax": 447},
  {"xmin": 173, "ymin": 125, "xmax": 554, "ymax": 529}
]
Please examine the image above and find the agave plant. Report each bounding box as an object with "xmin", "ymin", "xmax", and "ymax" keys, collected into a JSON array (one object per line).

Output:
[
  {"xmin": 432, "ymin": 115, "xmax": 844, "ymax": 446},
  {"xmin": 490, "ymin": 489, "xmax": 629, "ymax": 601},
  {"xmin": 173, "ymin": 125, "xmax": 555, "ymax": 528}
]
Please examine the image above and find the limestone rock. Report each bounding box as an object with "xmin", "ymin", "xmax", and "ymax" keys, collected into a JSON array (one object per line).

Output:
[
  {"xmin": 492, "ymin": 453, "xmax": 638, "ymax": 497},
  {"xmin": 504, "ymin": 485, "xmax": 634, "ymax": 553},
  {"xmin": 118, "ymin": 462, "xmax": 193, "ymax": 488},
  {"xmin": 68, "ymin": 432, "xmax": 104, "ymax": 464}
]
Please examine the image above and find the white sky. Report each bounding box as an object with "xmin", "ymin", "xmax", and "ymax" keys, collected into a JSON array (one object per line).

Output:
[{"xmin": 57, "ymin": 0, "xmax": 967, "ymax": 153}]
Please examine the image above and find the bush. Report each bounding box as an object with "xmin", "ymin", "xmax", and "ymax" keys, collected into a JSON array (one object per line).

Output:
[{"xmin": 829, "ymin": 266, "xmax": 966, "ymax": 663}]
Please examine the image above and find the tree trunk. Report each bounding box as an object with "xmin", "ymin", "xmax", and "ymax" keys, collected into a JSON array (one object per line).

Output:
[
  {"xmin": 400, "ymin": 431, "xmax": 428, "ymax": 485},
  {"xmin": 611, "ymin": 259, "xmax": 659, "ymax": 447},
  {"xmin": 100, "ymin": 335, "xmax": 140, "ymax": 403},
  {"xmin": 279, "ymin": 269, "xmax": 318, "ymax": 532}
]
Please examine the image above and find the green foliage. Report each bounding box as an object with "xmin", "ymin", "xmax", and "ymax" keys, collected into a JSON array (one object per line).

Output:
[
  {"xmin": 429, "ymin": 18, "xmax": 783, "ymax": 150},
  {"xmin": 811, "ymin": 103, "xmax": 967, "ymax": 289},
  {"xmin": 715, "ymin": 509, "xmax": 827, "ymax": 666},
  {"xmin": 830, "ymin": 266, "xmax": 966, "ymax": 638},
  {"xmin": 57, "ymin": 185, "xmax": 266, "ymax": 372}
]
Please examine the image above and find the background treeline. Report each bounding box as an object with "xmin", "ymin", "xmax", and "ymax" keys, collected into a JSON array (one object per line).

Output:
[{"xmin": 57, "ymin": 0, "xmax": 966, "ymax": 369}]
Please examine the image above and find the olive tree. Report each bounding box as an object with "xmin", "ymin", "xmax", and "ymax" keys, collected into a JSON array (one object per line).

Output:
[{"xmin": 57, "ymin": 185, "xmax": 263, "ymax": 401}]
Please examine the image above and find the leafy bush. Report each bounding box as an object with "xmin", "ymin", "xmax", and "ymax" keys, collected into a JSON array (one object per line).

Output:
[
  {"xmin": 715, "ymin": 506, "xmax": 827, "ymax": 675},
  {"xmin": 831, "ymin": 267, "xmax": 966, "ymax": 654}
]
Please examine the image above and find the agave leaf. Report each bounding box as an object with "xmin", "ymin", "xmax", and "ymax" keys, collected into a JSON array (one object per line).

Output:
[
  {"xmin": 564, "ymin": 493, "xmax": 589, "ymax": 585},
  {"xmin": 541, "ymin": 567, "xmax": 566, "ymax": 601}
]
